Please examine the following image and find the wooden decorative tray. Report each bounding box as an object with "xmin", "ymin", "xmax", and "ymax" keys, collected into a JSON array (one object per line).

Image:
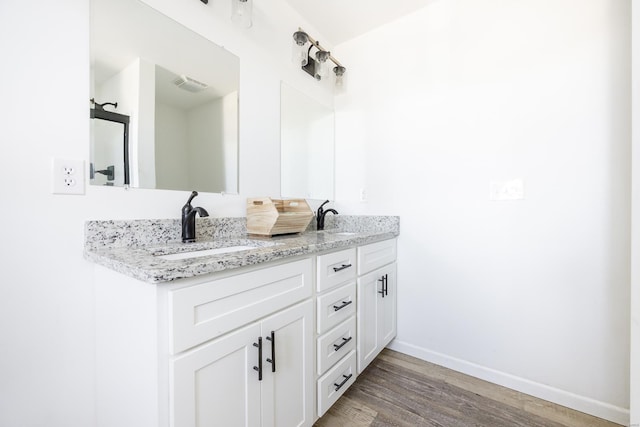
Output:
[{"xmin": 246, "ymin": 198, "xmax": 314, "ymax": 236}]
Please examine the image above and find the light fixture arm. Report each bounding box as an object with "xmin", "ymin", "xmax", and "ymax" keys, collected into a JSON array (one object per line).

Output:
[{"xmin": 298, "ymin": 27, "xmax": 343, "ymax": 69}]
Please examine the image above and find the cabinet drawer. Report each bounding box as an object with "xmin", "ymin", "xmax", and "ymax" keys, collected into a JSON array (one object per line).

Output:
[
  {"xmin": 169, "ymin": 258, "xmax": 312, "ymax": 354},
  {"xmin": 317, "ymin": 282, "xmax": 356, "ymax": 334},
  {"xmin": 357, "ymin": 239, "xmax": 397, "ymax": 275},
  {"xmin": 317, "ymin": 248, "xmax": 357, "ymax": 292},
  {"xmin": 317, "ymin": 350, "xmax": 357, "ymax": 417},
  {"xmin": 317, "ymin": 316, "xmax": 356, "ymax": 375}
]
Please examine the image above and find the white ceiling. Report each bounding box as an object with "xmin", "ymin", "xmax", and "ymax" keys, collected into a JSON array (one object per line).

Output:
[{"xmin": 283, "ymin": 0, "xmax": 438, "ymax": 46}]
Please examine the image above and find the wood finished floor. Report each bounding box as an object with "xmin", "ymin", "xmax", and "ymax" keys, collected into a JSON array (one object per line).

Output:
[{"xmin": 315, "ymin": 349, "xmax": 621, "ymax": 427}]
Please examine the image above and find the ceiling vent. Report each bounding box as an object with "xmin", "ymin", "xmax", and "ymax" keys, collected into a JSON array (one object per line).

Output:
[{"xmin": 172, "ymin": 75, "xmax": 209, "ymax": 93}]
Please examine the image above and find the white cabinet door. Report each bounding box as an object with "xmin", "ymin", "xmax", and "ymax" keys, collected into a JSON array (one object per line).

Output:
[
  {"xmin": 171, "ymin": 300, "xmax": 314, "ymax": 427},
  {"xmin": 261, "ymin": 300, "xmax": 314, "ymax": 427},
  {"xmin": 356, "ymin": 262, "xmax": 397, "ymax": 373},
  {"xmin": 380, "ymin": 263, "xmax": 397, "ymax": 347},
  {"xmin": 171, "ymin": 322, "xmax": 262, "ymax": 427},
  {"xmin": 357, "ymin": 268, "xmax": 382, "ymax": 372}
]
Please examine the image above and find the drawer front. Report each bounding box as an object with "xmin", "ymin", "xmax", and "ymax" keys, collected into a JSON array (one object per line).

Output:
[
  {"xmin": 317, "ymin": 350, "xmax": 357, "ymax": 417},
  {"xmin": 317, "ymin": 282, "xmax": 356, "ymax": 334},
  {"xmin": 357, "ymin": 239, "xmax": 397, "ymax": 275},
  {"xmin": 317, "ymin": 248, "xmax": 357, "ymax": 292},
  {"xmin": 170, "ymin": 258, "xmax": 313, "ymax": 354},
  {"xmin": 317, "ymin": 316, "xmax": 356, "ymax": 375}
]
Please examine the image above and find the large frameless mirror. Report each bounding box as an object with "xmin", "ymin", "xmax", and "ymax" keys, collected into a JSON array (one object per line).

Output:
[
  {"xmin": 280, "ymin": 83, "xmax": 335, "ymax": 200},
  {"xmin": 90, "ymin": 0, "xmax": 240, "ymax": 193}
]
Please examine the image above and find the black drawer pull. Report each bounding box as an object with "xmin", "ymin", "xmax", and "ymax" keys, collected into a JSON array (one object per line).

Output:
[
  {"xmin": 332, "ymin": 263, "xmax": 352, "ymax": 272},
  {"xmin": 333, "ymin": 300, "xmax": 353, "ymax": 311},
  {"xmin": 334, "ymin": 374, "xmax": 353, "ymax": 391},
  {"xmin": 378, "ymin": 274, "xmax": 389, "ymax": 297},
  {"xmin": 384, "ymin": 274, "xmax": 389, "ymax": 296},
  {"xmin": 266, "ymin": 331, "xmax": 276, "ymax": 373},
  {"xmin": 333, "ymin": 336, "xmax": 352, "ymax": 351},
  {"xmin": 253, "ymin": 337, "xmax": 262, "ymax": 381}
]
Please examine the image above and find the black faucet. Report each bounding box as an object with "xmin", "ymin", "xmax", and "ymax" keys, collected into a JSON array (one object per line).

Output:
[
  {"xmin": 316, "ymin": 200, "xmax": 338, "ymax": 231},
  {"xmin": 181, "ymin": 191, "xmax": 209, "ymax": 243}
]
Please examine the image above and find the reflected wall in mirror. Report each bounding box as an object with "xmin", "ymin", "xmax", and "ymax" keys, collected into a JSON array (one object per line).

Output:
[
  {"xmin": 90, "ymin": 0, "xmax": 239, "ymax": 193},
  {"xmin": 280, "ymin": 83, "xmax": 335, "ymax": 200}
]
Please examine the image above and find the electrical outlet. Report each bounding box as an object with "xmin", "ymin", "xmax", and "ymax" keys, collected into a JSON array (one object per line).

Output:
[{"xmin": 52, "ymin": 158, "xmax": 85, "ymax": 195}]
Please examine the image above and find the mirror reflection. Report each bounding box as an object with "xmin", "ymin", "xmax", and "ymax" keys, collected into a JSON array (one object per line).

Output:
[
  {"xmin": 90, "ymin": 0, "xmax": 239, "ymax": 193},
  {"xmin": 280, "ymin": 83, "xmax": 335, "ymax": 200},
  {"xmin": 90, "ymin": 102, "xmax": 130, "ymax": 186}
]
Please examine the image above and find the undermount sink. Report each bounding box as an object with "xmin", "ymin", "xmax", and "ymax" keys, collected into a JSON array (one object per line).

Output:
[
  {"xmin": 320, "ymin": 230, "xmax": 357, "ymax": 236},
  {"xmin": 155, "ymin": 245, "xmax": 257, "ymax": 260},
  {"xmin": 151, "ymin": 239, "xmax": 279, "ymax": 261}
]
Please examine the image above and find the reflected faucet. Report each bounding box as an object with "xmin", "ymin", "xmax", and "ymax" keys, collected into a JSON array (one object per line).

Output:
[
  {"xmin": 182, "ymin": 191, "xmax": 209, "ymax": 243},
  {"xmin": 316, "ymin": 200, "xmax": 338, "ymax": 231}
]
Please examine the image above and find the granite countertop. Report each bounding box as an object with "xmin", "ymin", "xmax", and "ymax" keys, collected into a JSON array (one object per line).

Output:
[{"xmin": 84, "ymin": 216, "xmax": 399, "ymax": 284}]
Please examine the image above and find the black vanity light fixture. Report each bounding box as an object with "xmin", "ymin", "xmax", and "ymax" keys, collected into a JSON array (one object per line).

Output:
[
  {"xmin": 292, "ymin": 28, "xmax": 346, "ymax": 87},
  {"xmin": 200, "ymin": 0, "xmax": 252, "ymax": 29}
]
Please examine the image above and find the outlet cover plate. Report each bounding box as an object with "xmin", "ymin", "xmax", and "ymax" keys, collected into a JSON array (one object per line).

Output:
[{"xmin": 52, "ymin": 158, "xmax": 85, "ymax": 195}]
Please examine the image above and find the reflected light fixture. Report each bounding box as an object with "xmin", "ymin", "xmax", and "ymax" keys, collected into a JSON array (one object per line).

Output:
[
  {"xmin": 292, "ymin": 28, "xmax": 346, "ymax": 87},
  {"xmin": 231, "ymin": 0, "xmax": 252, "ymax": 28},
  {"xmin": 199, "ymin": 0, "xmax": 252, "ymax": 29}
]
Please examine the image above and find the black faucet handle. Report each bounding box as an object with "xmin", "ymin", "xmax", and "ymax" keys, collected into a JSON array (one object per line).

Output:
[
  {"xmin": 186, "ymin": 191, "xmax": 199, "ymax": 206},
  {"xmin": 317, "ymin": 200, "xmax": 329, "ymax": 216},
  {"xmin": 316, "ymin": 200, "xmax": 336, "ymax": 231},
  {"xmin": 182, "ymin": 191, "xmax": 202, "ymax": 221},
  {"xmin": 181, "ymin": 192, "xmax": 209, "ymax": 243}
]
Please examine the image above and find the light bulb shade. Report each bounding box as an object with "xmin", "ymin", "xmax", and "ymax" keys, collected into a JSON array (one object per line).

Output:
[
  {"xmin": 231, "ymin": 0, "xmax": 252, "ymax": 28},
  {"xmin": 292, "ymin": 31, "xmax": 309, "ymax": 66},
  {"xmin": 333, "ymin": 65, "xmax": 346, "ymax": 88},
  {"xmin": 315, "ymin": 50, "xmax": 330, "ymax": 78}
]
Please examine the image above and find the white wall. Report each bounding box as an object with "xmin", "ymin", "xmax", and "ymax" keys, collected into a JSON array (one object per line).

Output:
[
  {"xmin": 631, "ymin": 3, "xmax": 640, "ymax": 425},
  {"xmin": 334, "ymin": 0, "xmax": 630, "ymax": 424},
  {"xmin": 0, "ymin": 0, "xmax": 334, "ymax": 426}
]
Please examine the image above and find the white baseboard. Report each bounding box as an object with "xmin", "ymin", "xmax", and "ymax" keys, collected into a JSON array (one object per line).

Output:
[{"xmin": 387, "ymin": 340, "xmax": 629, "ymax": 426}]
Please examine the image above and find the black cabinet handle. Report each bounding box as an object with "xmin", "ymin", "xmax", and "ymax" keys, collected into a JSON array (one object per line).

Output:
[
  {"xmin": 332, "ymin": 263, "xmax": 352, "ymax": 272},
  {"xmin": 378, "ymin": 277, "xmax": 385, "ymax": 298},
  {"xmin": 333, "ymin": 336, "xmax": 352, "ymax": 351},
  {"xmin": 384, "ymin": 274, "xmax": 389, "ymax": 296},
  {"xmin": 334, "ymin": 374, "xmax": 353, "ymax": 391},
  {"xmin": 265, "ymin": 331, "xmax": 276, "ymax": 373},
  {"xmin": 253, "ymin": 337, "xmax": 262, "ymax": 381},
  {"xmin": 333, "ymin": 300, "xmax": 353, "ymax": 311}
]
